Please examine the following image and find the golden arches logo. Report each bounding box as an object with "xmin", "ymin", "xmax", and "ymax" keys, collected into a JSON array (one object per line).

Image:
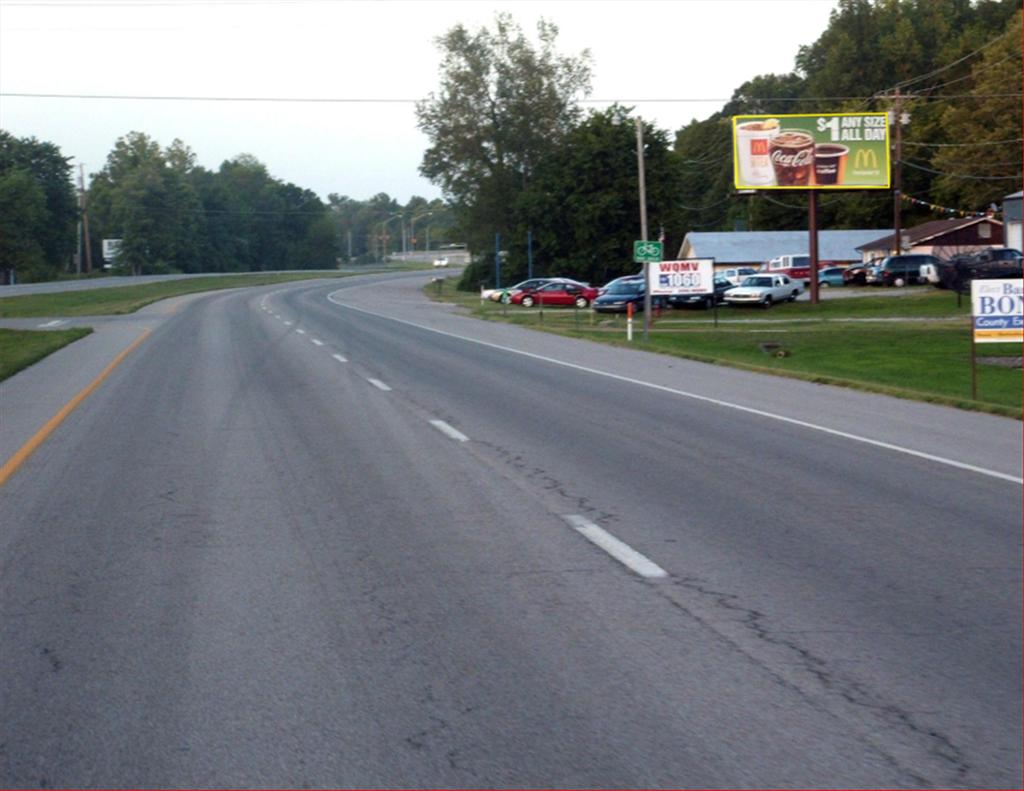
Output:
[{"xmin": 853, "ymin": 149, "xmax": 880, "ymax": 170}]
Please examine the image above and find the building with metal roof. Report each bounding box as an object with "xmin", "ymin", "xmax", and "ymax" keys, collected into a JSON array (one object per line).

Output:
[{"xmin": 676, "ymin": 230, "xmax": 893, "ymax": 269}]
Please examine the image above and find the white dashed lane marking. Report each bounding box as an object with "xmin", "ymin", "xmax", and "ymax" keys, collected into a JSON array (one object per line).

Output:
[{"xmin": 562, "ymin": 515, "xmax": 668, "ymax": 579}]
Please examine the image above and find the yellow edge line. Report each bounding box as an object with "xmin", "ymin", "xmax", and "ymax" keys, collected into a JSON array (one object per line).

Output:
[{"xmin": 0, "ymin": 327, "xmax": 152, "ymax": 487}]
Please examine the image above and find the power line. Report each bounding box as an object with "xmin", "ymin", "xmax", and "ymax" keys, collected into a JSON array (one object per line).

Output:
[
  {"xmin": 901, "ymin": 160, "xmax": 1022, "ymax": 181},
  {"xmin": 891, "ymin": 28, "xmax": 1015, "ymax": 91},
  {"xmin": 903, "ymin": 138, "xmax": 1024, "ymax": 149},
  {"xmin": 3, "ymin": 91, "xmax": 1020, "ymax": 104}
]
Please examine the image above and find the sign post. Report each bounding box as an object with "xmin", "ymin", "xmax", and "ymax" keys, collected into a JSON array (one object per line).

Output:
[
  {"xmin": 970, "ymin": 278, "xmax": 1023, "ymax": 399},
  {"xmin": 634, "ymin": 240, "xmax": 663, "ymax": 342}
]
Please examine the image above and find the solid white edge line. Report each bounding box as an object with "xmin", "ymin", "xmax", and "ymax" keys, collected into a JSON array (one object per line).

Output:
[
  {"xmin": 332, "ymin": 353, "xmax": 348, "ymax": 363},
  {"xmin": 563, "ymin": 515, "xmax": 668, "ymax": 579},
  {"xmin": 367, "ymin": 378, "xmax": 392, "ymax": 391},
  {"xmin": 429, "ymin": 419, "xmax": 469, "ymax": 442},
  {"xmin": 326, "ymin": 289, "xmax": 1022, "ymax": 485}
]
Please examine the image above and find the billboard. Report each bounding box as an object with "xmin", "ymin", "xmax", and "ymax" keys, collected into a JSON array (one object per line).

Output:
[
  {"xmin": 648, "ymin": 259, "xmax": 715, "ymax": 296},
  {"xmin": 732, "ymin": 113, "xmax": 890, "ymax": 190}
]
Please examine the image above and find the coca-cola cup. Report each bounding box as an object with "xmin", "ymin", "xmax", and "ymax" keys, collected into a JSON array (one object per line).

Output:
[
  {"xmin": 735, "ymin": 121, "xmax": 778, "ymax": 186},
  {"xmin": 769, "ymin": 130, "xmax": 815, "ymax": 187},
  {"xmin": 813, "ymin": 143, "xmax": 848, "ymax": 186}
]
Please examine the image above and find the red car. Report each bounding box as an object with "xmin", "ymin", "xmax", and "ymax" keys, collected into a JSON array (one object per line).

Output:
[{"xmin": 510, "ymin": 280, "xmax": 598, "ymax": 308}]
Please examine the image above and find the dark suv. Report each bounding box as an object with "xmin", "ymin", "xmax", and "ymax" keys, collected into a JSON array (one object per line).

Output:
[{"xmin": 866, "ymin": 254, "xmax": 939, "ymax": 286}]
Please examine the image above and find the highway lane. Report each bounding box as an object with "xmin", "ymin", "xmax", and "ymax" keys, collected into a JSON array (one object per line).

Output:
[{"xmin": 1, "ymin": 274, "xmax": 1020, "ymax": 788}]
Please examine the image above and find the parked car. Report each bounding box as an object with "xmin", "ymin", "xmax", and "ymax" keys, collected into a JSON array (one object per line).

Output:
[
  {"xmin": 592, "ymin": 276, "xmax": 667, "ymax": 313},
  {"xmin": 865, "ymin": 254, "xmax": 938, "ymax": 286},
  {"xmin": 817, "ymin": 266, "xmax": 847, "ymax": 288},
  {"xmin": 724, "ymin": 274, "xmax": 802, "ymax": 307},
  {"xmin": 941, "ymin": 248, "xmax": 1022, "ymax": 293},
  {"xmin": 511, "ymin": 280, "xmax": 598, "ymax": 308},
  {"xmin": 842, "ymin": 261, "xmax": 877, "ymax": 286},
  {"xmin": 482, "ymin": 278, "xmax": 555, "ymax": 302},
  {"xmin": 668, "ymin": 276, "xmax": 734, "ymax": 309},
  {"xmin": 597, "ymin": 273, "xmax": 644, "ymax": 296},
  {"xmin": 718, "ymin": 267, "xmax": 759, "ymax": 286}
]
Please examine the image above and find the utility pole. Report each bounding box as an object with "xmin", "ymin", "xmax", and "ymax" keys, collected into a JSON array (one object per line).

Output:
[
  {"xmin": 78, "ymin": 164, "xmax": 93, "ymax": 274},
  {"xmin": 889, "ymin": 90, "xmax": 910, "ymax": 256},
  {"xmin": 635, "ymin": 117, "xmax": 651, "ymax": 341}
]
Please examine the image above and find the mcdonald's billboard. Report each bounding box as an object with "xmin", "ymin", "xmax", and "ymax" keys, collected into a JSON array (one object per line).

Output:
[{"xmin": 733, "ymin": 113, "xmax": 891, "ymax": 190}]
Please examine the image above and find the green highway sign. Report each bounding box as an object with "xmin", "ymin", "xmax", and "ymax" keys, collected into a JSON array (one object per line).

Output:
[{"xmin": 634, "ymin": 240, "xmax": 663, "ymax": 263}]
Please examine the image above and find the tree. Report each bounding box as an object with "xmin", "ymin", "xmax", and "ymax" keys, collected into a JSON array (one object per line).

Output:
[
  {"xmin": 0, "ymin": 131, "xmax": 77, "ymax": 278},
  {"xmin": 416, "ymin": 14, "xmax": 591, "ymax": 254},
  {"xmin": 930, "ymin": 10, "xmax": 1022, "ymax": 209},
  {"xmin": 0, "ymin": 168, "xmax": 48, "ymax": 279},
  {"xmin": 504, "ymin": 108, "xmax": 683, "ymax": 287},
  {"xmin": 89, "ymin": 132, "xmax": 202, "ymax": 274}
]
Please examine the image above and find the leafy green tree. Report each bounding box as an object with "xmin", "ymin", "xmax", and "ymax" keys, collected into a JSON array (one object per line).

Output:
[
  {"xmin": 89, "ymin": 132, "xmax": 202, "ymax": 274},
  {"xmin": 0, "ymin": 168, "xmax": 48, "ymax": 279},
  {"xmin": 497, "ymin": 108, "xmax": 682, "ymax": 287},
  {"xmin": 931, "ymin": 10, "xmax": 1022, "ymax": 209},
  {"xmin": 416, "ymin": 14, "xmax": 591, "ymax": 255},
  {"xmin": 0, "ymin": 131, "xmax": 77, "ymax": 278}
]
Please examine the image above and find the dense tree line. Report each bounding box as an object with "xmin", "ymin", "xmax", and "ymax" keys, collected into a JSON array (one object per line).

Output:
[
  {"xmin": 418, "ymin": 1, "xmax": 1021, "ymax": 290},
  {"xmin": 0, "ymin": 130, "xmax": 457, "ymax": 282}
]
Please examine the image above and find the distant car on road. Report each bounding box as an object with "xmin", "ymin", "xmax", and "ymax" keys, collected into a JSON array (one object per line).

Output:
[
  {"xmin": 511, "ymin": 280, "xmax": 598, "ymax": 308},
  {"xmin": 668, "ymin": 276, "xmax": 734, "ymax": 309},
  {"xmin": 433, "ymin": 257, "xmax": 450, "ymax": 267},
  {"xmin": 724, "ymin": 274, "xmax": 802, "ymax": 308},
  {"xmin": 817, "ymin": 267, "xmax": 847, "ymax": 288}
]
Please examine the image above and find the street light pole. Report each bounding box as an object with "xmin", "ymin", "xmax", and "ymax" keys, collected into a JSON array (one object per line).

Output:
[
  {"xmin": 379, "ymin": 212, "xmax": 403, "ymax": 263},
  {"xmin": 410, "ymin": 211, "xmax": 433, "ymax": 255}
]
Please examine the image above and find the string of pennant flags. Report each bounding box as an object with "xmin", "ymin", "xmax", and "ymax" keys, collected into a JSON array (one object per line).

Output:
[{"xmin": 901, "ymin": 193, "xmax": 999, "ymax": 218}]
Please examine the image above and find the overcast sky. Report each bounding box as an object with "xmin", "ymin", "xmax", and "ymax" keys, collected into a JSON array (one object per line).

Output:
[{"xmin": 0, "ymin": 0, "xmax": 840, "ymax": 203}]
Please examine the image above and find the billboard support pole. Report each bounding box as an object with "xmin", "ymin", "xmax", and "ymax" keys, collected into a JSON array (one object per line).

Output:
[{"xmin": 808, "ymin": 191, "xmax": 820, "ymax": 306}]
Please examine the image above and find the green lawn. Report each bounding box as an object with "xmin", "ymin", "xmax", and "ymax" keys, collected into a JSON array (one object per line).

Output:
[
  {"xmin": 0, "ymin": 327, "xmax": 93, "ymax": 381},
  {"xmin": 427, "ymin": 279, "xmax": 1022, "ymax": 417}
]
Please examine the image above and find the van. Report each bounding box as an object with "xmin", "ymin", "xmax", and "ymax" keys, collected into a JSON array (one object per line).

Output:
[
  {"xmin": 866, "ymin": 254, "xmax": 938, "ymax": 286},
  {"xmin": 764, "ymin": 254, "xmax": 811, "ymax": 282}
]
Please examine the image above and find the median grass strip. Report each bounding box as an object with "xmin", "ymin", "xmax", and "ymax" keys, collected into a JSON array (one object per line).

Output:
[
  {"xmin": 0, "ymin": 272, "xmax": 357, "ymax": 318},
  {"xmin": 0, "ymin": 328, "xmax": 92, "ymax": 381},
  {"xmin": 427, "ymin": 280, "xmax": 1021, "ymax": 417}
]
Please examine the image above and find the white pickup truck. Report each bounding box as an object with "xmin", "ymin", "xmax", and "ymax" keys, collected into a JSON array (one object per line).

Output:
[{"xmin": 723, "ymin": 273, "xmax": 803, "ymax": 307}]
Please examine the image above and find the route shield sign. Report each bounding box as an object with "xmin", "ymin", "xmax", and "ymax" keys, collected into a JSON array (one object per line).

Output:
[{"xmin": 633, "ymin": 240, "xmax": 663, "ymax": 264}]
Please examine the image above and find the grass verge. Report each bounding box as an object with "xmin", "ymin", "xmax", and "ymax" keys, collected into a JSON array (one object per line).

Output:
[
  {"xmin": 0, "ymin": 272, "xmax": 359, "ymax": 318},
  {"xmin": 426, "ymin": 278, "xmax": 1022, "ymax": 418},
  {"xmin": 0, "ymin": 328, "xmax": 93, "ymax": 381}
]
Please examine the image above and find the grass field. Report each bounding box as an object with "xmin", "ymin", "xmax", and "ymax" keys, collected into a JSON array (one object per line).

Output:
[
  {"xmin": 0, "ymin": 272, "xmax": 359, "ymax": 318},
  {"xmin": 426, "ymin": 279, "xmax": 1022, "ymax": 417},
  {"xmin": 0, "ymin": 327, "xmax": 93, "ymax": 381}
]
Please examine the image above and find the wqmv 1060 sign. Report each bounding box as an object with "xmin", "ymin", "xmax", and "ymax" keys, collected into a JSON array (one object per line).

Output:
[{"xmin": 733, "ymin": 113, "xmax": 890, "ymax": 190}]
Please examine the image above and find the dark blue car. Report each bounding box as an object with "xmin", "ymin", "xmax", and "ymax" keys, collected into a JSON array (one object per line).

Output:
[{"xmin": 593, "ymin": 277, "xmax": 663, "ymax": 313}]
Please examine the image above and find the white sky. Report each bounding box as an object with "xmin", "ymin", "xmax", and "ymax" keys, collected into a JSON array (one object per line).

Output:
[{"xmin": 0, "ymin": 0, "xmax": 840, "ymax": 203}]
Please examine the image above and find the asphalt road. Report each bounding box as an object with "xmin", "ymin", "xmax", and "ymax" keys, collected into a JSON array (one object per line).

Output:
[{"xmin": 1, "ymin": 272, "xmax": 1020, "ymax": 788}]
